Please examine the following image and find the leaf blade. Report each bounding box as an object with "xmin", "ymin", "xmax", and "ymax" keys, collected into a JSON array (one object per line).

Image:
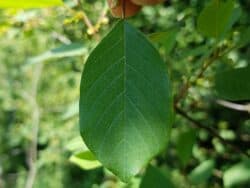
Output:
[
  {"xmin": 79, "ymin": 20, "xmax": 173, "ymax": 182},
  {"xmin": 0, "ymin": 0, "xmax": 63, "ymax": 8},
  {"xmin": 215, "ymin": 66, "xmax": 250, "ymax": 101}
]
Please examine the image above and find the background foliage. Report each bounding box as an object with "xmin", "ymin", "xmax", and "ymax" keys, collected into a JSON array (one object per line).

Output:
[{"xmin": 0, "ymin": 0, "xmax": 249, "ymax": 187}]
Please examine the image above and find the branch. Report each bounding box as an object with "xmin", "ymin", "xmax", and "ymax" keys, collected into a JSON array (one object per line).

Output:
[
  {"xmin": 25, "ymin": 63, "xmax": 43, "ymax": 188},
  {"xmin": 217, "ymin": 99, "xmax": 250, "ymax": 113},
  {"xmin": 174, "ymin": 45, "xmax": 236, "ymax": 105},
  {"xmin": 175, "ymin": 106, "xmax": 250, "ymax": 157},
  {"xmin": 77, "ymin": 0, "xmax": 96, "ymax": 34}
]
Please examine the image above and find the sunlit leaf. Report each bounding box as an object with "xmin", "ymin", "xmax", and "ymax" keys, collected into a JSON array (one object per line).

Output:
[
  {"xmin": 69, "ymin": 151, "xmax": 102, "ymax": 170},
  {"xmin": 188, "ymin": 160, "xmax": 215, "ymax": 185},
  {"xmin": 0, "ymin": 0, "xmax": 63, "ymax": 8},
  {"xmin": 79, "ymin": 20, "xmax": 173, "ymax": 182},
  {"xmin": 223, "ymin": 160, "xmax": 250, "ymax": 187}
]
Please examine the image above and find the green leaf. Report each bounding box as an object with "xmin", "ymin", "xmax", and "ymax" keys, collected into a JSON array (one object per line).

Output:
[
  {"xmin": 237, "ymin": 27, "xmax": 250, "ymax": 48},
  {"xmin": 65, "ymin": 136, "xmax": 88, "ymax": 152},
  {"xmin": 148, "ymin": 29, "xmax": 178, "ymax": 54},
  {"xmin": 0, "ymin": 0, "xmax": 63, "ymax": 8},
  {"xmin": 140, "ymin": 165, "xmax": 175, "ymax": 188},
  {"xmin": 197, "ymin": 0, "xmax": 240, "ymax": 39},
  {"xmin": 215, "ymin": 66, "xmax": 250, "ymax": 101},
  {"xmin": 27, "ymin": 43, "xmax": 87, "ymax": 65},
  {"xmin": 79, "ymin": 20, "xmax": 173, "ymax": 182},
  {"xmin": 69, "ymin": 151, "xmax": 102, "ymax": 170},
  {"xmin": 223, "ymin": 160, "xmax": 250, "ymax": 187},
  {"xmin": 176, "ymin": 129, "xmax": 196, "ymax": 166},
  {"xmin": 62, "ymin": 101, "xmax": 79, "ymax": 120},
  {"xmin": 188, "ymin": 160, "xmax": 215, "ymax": 185}
]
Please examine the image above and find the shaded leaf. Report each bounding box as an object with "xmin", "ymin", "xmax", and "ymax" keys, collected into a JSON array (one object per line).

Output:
[
  {"xmin": 176, "ymin": 129, "xmax": 196, "ymax": 166},
  {"xmin": 0, "ymin": 0, "xmax": 63, "ymax": 8},
  {"xmin": 188, "ymin": 160, "xmax": 215, "ymax": 185},
  {"xmin": 237, "ymin": 27, "xmax": 250, "ymax": 48},
  {"xmin": 223, "ymin": 160, "xmax": 250, "ymax": 187},
  {"xmin": 79, "ymin": 20, "xmax": 173, "ymax": 182},
  {"xmin": 140, "ymin": 165, "xmax": 175, "ymax": 188},
  {"xmin": 215, "ymin": 66, "xmax": 250, "ymax": 101},
  {"xmin": 197, "ymin": 0, "xmax": 240, "ymax": 39},
  {"xmin": 69, "ymin": 151, "xmax": 102, "ymax": 170},
  {"xmin": 148, "ymin": 29, "xmax": 178, "ymax": 53}
]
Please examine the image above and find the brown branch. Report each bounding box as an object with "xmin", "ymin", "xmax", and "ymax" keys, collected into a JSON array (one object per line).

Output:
[{"xmin": 175, "ymin": 106, "xmax": 250, "ymax": 157}]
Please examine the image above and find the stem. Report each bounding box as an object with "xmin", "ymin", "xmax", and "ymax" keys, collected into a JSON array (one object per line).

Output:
[
  {"xmin": 217, "ymin": 99, "xmax": 250, "ymax": 112},
  {"xmin": 77, "ymin": 0, "xmax": 96, "ymax": 33},
  {"xmin": 25, "ymin": 63, "xmax": 43, "ymax": 188},
  {"xmin": 122, "ymin": 0, "xmax": 126, "ymax": 19},
  {"xmin": 175, "ymin": 106, "xmax": 250, "ymax": 157},
  {"xmin": 174, "ymin": 44, "xmax": 235, "ymax": 105}
]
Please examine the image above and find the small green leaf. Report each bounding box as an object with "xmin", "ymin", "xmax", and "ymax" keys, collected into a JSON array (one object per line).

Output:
[
  {"xmin": 65, "ymin": 136, "xmax": 88, "ymax": 152},
  {"xmin": 62, "ymin": 101, "xmax": 79, "ymax": 120},
  {"xmin": 148, "ymin": 29, "xmax": 178, "ymax": 54},
  {"xmin": 223, "ymin": 160, "xmax": 250, "ymax": 187},
  {"xmin": 197, "ymin": 0, "xmax": 240, "ymax": 39},
  {"xmin": 69, "ymin": 151, "xmax": 102, "ymax": 170},
  {"xmin": 188, "ymin": 160, "xmax": 215, "ymax": 185},
  {"xmin": 237, "ymin": 27, "xmax": 250, "ymax": 48},
  {"xmin": 0, "ymin": 0, "xmax": 63, "ymax": 8},
  {"xmin": 140, "ymin": 165, "xmax": 175, "ymax": 188},
  {"xmin": 27, "ymin": 43, "xmax": 87, "ymax": 64},
  {"xmin": 215, "ymin": 66, "xmax": 250, "ymax": 101},
  {"xmin": 79, "ymin": 20, "xmax": 173, "ymax": 182},
  {"xmin": 176, "ymin": 129, "xmax": 196, "ymax": 166}
]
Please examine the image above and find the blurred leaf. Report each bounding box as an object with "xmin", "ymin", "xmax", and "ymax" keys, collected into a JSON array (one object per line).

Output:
[
  {"xmin": 215, "ymin": 66, "xmax": 250, "ymax": 101},
  {"xmin": 237, "ymin": 27, "xmax": 250, "ymax": 48},
  {"xmin": 179, "ymin": 45, "xmax": 209, "ymax": 59},
  {"xmin": 69, "ymin": 151, "xmax": 102, "ymax": 170},
  {"xmin": 140, "ymin": 165, "xmax": 175, "ymax": 188},
  {"xmin": 197, "ymin": 0, "xmax": 240, "ymax": 39},
  {"xmin": 62, "ymin": 101, "xmax": 79, "ymax": 120},
  {"xmin": 176, "ymin": 129, "xmax": 196, "ymax": 166},
  {"xmin": 27, "ymin": 43, "xmax": 87, "ymax": 64},
  {"xmin": 188, "ymin": 160, "xmax": 215, "ymax": 185},
  {"xmin": 223, "ymin": 160, "xmax": 250, "ymax": 187},
  {"xmin": 0, "ymin": 0, "xmax": 63, "ymax": 8},
  {"xmin": 79, "ymin": 20, "xmax": 173, "ymax": 182},
  {"xmin": 65, "ymin": 136, "xmax": 88, "ymax": 152},
  {"xmin": 148, "ymin": 29, "xmax": 178, "ymax": 53}
]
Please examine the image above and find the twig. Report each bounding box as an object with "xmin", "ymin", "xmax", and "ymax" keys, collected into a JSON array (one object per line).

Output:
[
  {"xmin": 95, "ymin": 3, "xmax": 109, "ymax": 29},
  {"xmin": 175, "ymin": 106, "xmax": 250, "ymax": 157},
  {"xmin": 217, "ymin": 99, "xmax": 250, "ymax": 113},
  {"xmin": 25, "ymin": 63, "xmax": 43, "ymax": 188},
  {"xmin": 174, "ymin": 44, "xmax": 237, "ymax": 105},
  {"xmin": 175, "ymin": 49, "xmax": 219, "ymax": 104},
  {"xmin": 77, "ymin": 0, "xmax": 96, "ymax": 33}
]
